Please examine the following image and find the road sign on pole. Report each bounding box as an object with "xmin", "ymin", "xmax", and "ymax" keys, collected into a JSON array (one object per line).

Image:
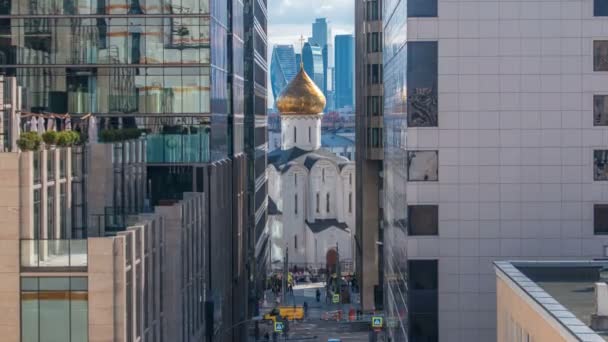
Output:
[
  {"xmin": 274, "ymin": 321, "xmax": 285, "ymax": 333},
  {"xmin": 372, "ymin": 316, "xmax": 383, "ymax": 329}
]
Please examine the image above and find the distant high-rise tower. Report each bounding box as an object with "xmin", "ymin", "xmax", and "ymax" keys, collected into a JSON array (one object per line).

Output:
[
  {"xmin": 311, "ymin": 18, "xmax": 329, "ymax": 47},
  {"xmin": 335, "ymin": 35, "xmax": 355, "ymax": 110},
  {"xmin": 270, "ymin": 45, "xmax": 298, "ymax": 100},
  {"xmin": 302, "ymin": 43, "xmax": 325, "ymax": 95}
]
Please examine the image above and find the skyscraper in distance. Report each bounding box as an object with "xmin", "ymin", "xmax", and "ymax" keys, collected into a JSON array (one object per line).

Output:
[
  {"xmin": 311, "ymin": 18, "xmax": 329, "ymax": 47},
  {"xmin": 334, "ymin": 34, "xmax": 355, "ymax": 110},
  {"xmin": 302, "ymin": 42, "xmax": 325, "ymax": 95},
  {"xmin": 295, "ymin": 53, "xmax": 302, "ymax": 71},
  {"xmin": 270, "ymin": 45, "xmax": 298, "ymax": 101}
]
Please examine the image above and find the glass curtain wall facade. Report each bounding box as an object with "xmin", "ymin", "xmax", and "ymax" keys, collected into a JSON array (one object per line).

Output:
[
  {"xmin": 383, "ymin": 0, "xmax": 410, "ymax": 341},
  {"xmin": 301, "ymin": 42, "xmax": 324, "ymax": 95},
  {"xmin": 270, "ymin": 45, "xmax": 296, "ymax": 101},
  {"xmin": 21, "ymin": 277, "xmax": 88, "ymax": 342},
  {"xmin": 335, "ymin": 34, "xmax": 354, "ymax": 110},
  {"xmin": 243, "ymin": 0, "xmax": 268, "ymax": 317},
  {"xmin": 0, "ymin": 0, "xmax": 236, "ymax": 160}
]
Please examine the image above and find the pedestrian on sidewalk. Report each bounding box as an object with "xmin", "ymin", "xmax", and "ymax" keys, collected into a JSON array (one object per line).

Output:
[
  {"xmin": 315, "ymin": 288, "xmax": 321, "ymax": 302},
  {"xmin": 303, "ymin": 301, "xmax": 308, "ymax": 319}
]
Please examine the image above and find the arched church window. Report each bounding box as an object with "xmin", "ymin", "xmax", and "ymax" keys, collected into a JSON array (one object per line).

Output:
[
  {"xmin": 316, "ymin": 193, "xmax": 320, "ymax": 213},
  {"xmin": 349, "ymin": 192, "xmax": 352, "ymax": 213},
  {"xmin": 294, "ymin": 126, "xmax": 297, "ymax": 143},
  {"xmin": 326, "ymin": 193, "xmax": 330, "ymax": 213},
  {"xmin": 295, "ymin": 235, "xmax": 298, "ymax": 249},
  {"xmin": 349, "ymin": 173, "xmax": 352, "ymax": 186},
  {"xmin": 322, "ymin": 168, "xmax": 325, "ymax": 183},
  {"xmin": 309, "ymin": 127, "xmax": 311, "ymax": 142},
  {"xmin": 295, "ymin": 194, "xmax": 298, "ymax": 215},
  {"xmin": 294, "ymin": 173, "xmax": 297, "ymax": 186}
]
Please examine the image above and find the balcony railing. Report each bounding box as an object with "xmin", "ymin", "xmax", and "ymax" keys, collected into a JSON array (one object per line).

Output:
[{"xmin": 20, "ymin": 239, "xmax": 87, "ymax": 269}]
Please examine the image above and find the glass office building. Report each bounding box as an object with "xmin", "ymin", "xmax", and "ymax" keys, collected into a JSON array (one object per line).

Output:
[
  {"xmin": 270, "ymin": 45, "xmax": 297, "ymax": 101},
  {"xmin": 244, "ymin": 0, "xmax": 268, "ymax": 316},
  {"xmin": 334, "ymin": 34, "xmax": 354, "ymax": 110},
  {"xmin": 0, "ymin": 0, "xmax": 238, "ymax": 161},
  {"xmin": 301, "ymin": 42, "xmax": 324, "ymax": 95}
]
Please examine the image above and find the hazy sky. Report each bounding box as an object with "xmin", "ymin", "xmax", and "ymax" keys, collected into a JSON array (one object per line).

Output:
[{"xmin": 267, "ymin": 0, "xmax": 354, "ymax": 102}]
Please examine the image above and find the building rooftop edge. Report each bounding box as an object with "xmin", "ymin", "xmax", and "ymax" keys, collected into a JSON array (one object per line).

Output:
[{"xmin": 494, "ymin": 260, "xmax": 607, "ymax": 342}]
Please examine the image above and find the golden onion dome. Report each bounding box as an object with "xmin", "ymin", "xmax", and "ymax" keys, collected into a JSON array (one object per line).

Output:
[{"xmin": 276, "ymin": 66, "xmax": 326, "ymax": 115}]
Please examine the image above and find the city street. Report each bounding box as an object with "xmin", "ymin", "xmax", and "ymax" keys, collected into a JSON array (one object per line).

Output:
[{"xmin": 256, "ymin": 283, "xmax": 376, "ymax": 342}]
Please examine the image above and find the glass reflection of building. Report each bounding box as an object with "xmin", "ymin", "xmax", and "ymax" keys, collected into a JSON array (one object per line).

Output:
[
  {"xmin": 270, "ymin": 45, "xmax": 297, "ymax": 101},
  {"xmin": 0, "ymin": 0, "xmax": 262, "ymax": 340},
  {"xmin": 383, "ymin": 0, "xmax": 413, "ymax": 341},
  {"xmin": 302, "ymin": 42, "xmax": 324, "ymax": 94},
  {"xmin": 0, "ymin": 0, "xmax": 222, "ymax": 157}
]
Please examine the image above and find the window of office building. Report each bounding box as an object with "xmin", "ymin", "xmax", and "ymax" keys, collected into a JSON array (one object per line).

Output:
[
  {"xmin": 595, "ymin": 41, "xmax": 608, "ymax": 71},
  {"xmin": 367, "ymin": 63, "xmax": 383, "ymax": 84},
  {"xmin": 60, "ymin": 183, "xmax": 67, "ymax": 237},
  {"xmin": 21, "ymin": 277, "xmax": 88, "ymax": 342},
  {"xmin": 367, "ymin": 96, "xmax": 382, "ymax": 116},
  {"xmin": 408, "ymin": 205, "xmax": 438, "ymax": 236},
  {"xmin": 367, "ymin": 32, "xmax": 382, "ymax": 53},
  {"xmin": 408, "ymin": 0, "xmax": 438, "ymax": 17},
  {"xmin": 33, "ymin": 189, "xmax": 41, "ymax": 239},
  {"xmin": 595, "ymin": 150, "xmax": 608, "ymax": 180},
  {"xmin": 47, "ymin": 152, "xmax": 55, "ymax": 180},
  {"xmin": 408, "ymin": 260, "xmax": 438, "ymax": 342},
  {"xmin": 369, "ymin": 128, "xmax": 382, "ymax": 148},
  {"xmin": 595, "ymin": 204, "xmax": 608, "ymax": 234},
  {"xmin": 595, "ymin": 95, "xmax": 608, "ymax": 126},
  {"xmin": 366, "ymin": 0, "xmax": 379, "ymax": 20},
  {"xmin": 595, "ymin": 0, "xmax": 608, "ymax": 16},
  {"xmin": 48, "ymin": 188, "xmax": 55, "ymax": 236},
  {"xmin": 408, "ymin": 151, "xmax": 438, "ymax": 181},
  {"xmin": 408, "ymin": 42, "xmax": 438, "ymax": 127}
]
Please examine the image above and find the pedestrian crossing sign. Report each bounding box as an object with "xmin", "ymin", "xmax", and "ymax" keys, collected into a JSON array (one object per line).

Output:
[
  {"xmin": 274, "ymin": 321, "xmax": 285, "ymax": 333},
  {"xmin": 372, "ymin": 316, "xmax": 383, "ymax": 328},
  {"xmin": 332, "ymin": 294, "xmax": 340, "ymax": 304}
]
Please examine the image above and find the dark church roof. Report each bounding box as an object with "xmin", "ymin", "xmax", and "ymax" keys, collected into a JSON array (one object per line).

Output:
[
  {"xmin": 306, "ymin": 219, "xmax": 349, "ymax": 234},
  {"xmin": 268, "ymin": 147, "xmax": 350, "ymax": 173}
]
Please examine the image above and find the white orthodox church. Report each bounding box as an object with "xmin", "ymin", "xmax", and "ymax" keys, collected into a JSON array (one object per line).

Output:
[{"xmin": 267, "ymin": 65, "xmax": 355, "ymax": 271}]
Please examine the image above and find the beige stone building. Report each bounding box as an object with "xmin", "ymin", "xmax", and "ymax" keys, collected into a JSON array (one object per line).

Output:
[
  {"xmin": 0, "ymin": 138, "xmax": 207, "ymax": 342},
  {"xmin": 495, "ymin": 261, "xmax": 608, "ymax": 342}
]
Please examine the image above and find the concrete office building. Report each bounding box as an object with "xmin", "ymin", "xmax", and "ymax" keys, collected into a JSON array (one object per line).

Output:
[
  {"xmin": 0, "ymin": 116, "xmax": 207, "ymax": 342},
  {"xmin": 334, "ymin": 35, "xmax": 355, "ymax": 110},
  {"xmin": 383, "ymin": 0, "xmax": 608, "ymax": 341},
  {"xmin": 494, "ymin": 260, "xmax": 608, "ymax": 342},
  {"xmin": 355, "ymin": 0, "xmax": 383, "ymax": 312}
]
